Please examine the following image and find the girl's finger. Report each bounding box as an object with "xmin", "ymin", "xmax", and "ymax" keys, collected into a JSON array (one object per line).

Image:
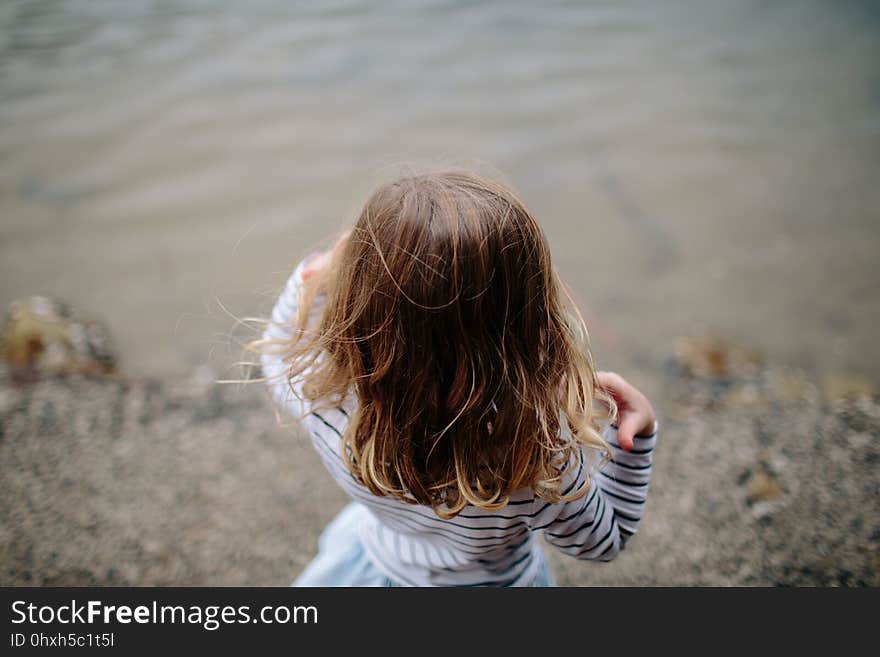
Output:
[
  {"xmin": 302, "ymin": 251, "xmax": 330, "ymax": 280},
  {"xmin": 615, "ymin": 412, "xmax": 642, "ymax": 452},
  {"xmin": 597, "ymin": 371, "xmax": 630, "ymax": 403}
]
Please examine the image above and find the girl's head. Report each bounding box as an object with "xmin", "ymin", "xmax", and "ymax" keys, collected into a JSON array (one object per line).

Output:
[{"xmin": 279, "ymin": 169, "xmax": 613, "ymax": 517}]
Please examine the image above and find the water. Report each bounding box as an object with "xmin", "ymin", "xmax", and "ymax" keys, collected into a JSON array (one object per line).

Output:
[{"xmin": 2, "ymin": 0, "xmax": 879, "ymax": 390}]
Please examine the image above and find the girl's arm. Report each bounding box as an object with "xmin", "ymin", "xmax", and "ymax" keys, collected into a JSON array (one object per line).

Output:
[
  {"xmin": 536, "ymin": 424, "xmax": 657, "ymax": 562},
  {"xmin": 260, "ymin": 232, "xmax": 349, "ymax": 418},
  {"xmin": 534, "ymin": 374, "xmax": 657, "ymax": 561},
  {"xmin": 259, "ymin": 254, "xmax": 323, "ymax": 419}
]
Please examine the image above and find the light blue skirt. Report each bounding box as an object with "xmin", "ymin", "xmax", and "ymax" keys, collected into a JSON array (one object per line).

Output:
[{"xmin": 293, "ymin": 502, "xmax": 555, "ymax": 587}]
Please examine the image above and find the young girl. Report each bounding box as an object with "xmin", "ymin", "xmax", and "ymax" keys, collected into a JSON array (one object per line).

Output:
[{"xmin": 256, "ymin": 169, "xmax": 657, "ymax": 586}]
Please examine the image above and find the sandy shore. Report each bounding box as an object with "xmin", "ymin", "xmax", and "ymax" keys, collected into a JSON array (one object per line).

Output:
[{"xmin": 1, "ymin": 362, "xmax": 877, "ymax": 586}]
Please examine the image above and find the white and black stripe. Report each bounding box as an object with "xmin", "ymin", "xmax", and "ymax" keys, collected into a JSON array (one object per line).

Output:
[{"xmin": 261, "ymin": 257, "xmax": 658, "ymax": 586}]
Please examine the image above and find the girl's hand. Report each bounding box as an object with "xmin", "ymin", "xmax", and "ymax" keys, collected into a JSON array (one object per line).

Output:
[
  {"xmin": 302, "ymin": 230, "xmax": 351, "ymax": 281},
  {"xmin": 597, "ymin": 371, "xmax": 656, "ymax": 452}
]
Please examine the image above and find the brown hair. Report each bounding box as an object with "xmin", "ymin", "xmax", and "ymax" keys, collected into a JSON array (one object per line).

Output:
[{"xmin": 259, "ymin": 169, "xmax": 614, "ymax": 518}]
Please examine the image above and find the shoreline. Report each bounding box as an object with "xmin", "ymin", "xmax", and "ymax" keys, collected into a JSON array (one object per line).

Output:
[{"xmin": 1, "ymin": 360, "xmax": 877, "ymax": 586}]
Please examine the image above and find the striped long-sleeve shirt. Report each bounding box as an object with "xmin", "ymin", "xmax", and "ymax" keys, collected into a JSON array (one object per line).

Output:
[{"xmin": 261, "ymin": 256, "xmax": 658, "ymax": 586}]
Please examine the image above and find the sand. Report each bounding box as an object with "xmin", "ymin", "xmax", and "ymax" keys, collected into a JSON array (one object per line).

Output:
[{"xmin": 1, "ymin": 362, "xmax": 877, "ymax": 586}]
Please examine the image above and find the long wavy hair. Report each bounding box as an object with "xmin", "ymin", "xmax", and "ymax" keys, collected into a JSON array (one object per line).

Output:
[{"xmin": 256, "ymin": 169, "xmax": 614, "ymax": 518}]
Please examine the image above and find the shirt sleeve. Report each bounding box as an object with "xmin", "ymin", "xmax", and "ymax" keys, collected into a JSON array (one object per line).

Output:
[
  {"xmin": 536, "ymin": 422, "xmax": 658, "ymax": 562},
  {"xmin": 259, "ymin": 253, "xmax": 325, "ymax": 420}
]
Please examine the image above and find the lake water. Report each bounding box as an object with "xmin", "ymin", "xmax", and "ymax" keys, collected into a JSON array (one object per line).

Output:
[{"xmin": 1, "ymin": 0, "xmax": 879, "ymax": 392}]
